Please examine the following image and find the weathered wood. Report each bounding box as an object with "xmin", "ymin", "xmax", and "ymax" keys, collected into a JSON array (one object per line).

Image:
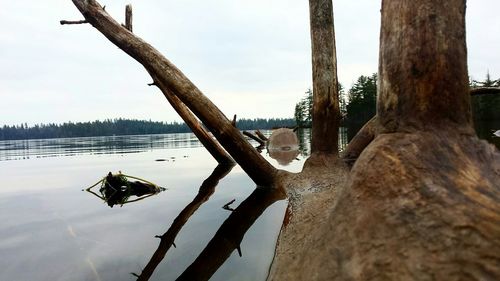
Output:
[
  {"xmin": 341, "ymin": 115, "xmax": 377, "ymax": 166},
  {"xmin": 255, "ymin": 130, "xmax": 268, "ymax": 141},
  {"xmin": 243, "ymin": 131, "xmax": 265, "ymax": 146},
  {"xmin": 125, "ymin": 4, "xmax": 132, "ymax": 32},
  {"xmin": 137, "ymin": 164, "xmax": 234, "ymax": 281},
  {"xmin": 60, "ymin": 19, "xmax": 88, "ymax": 25},
  {"xmin": 271, "ymin": 1, "xmax": 500, "ymax": 280},
  {"xmin": 68, "ymin": 0, "xmax": 277, "ymax": 186},
  {"xmin": 308, "ymin": 0, "xmax": 340, "ymax": 156},
  {"xmin": 150, "ymin": 74, "xmax": 233, "ymax": 164},
  {"xmin": 377, "ymin": 0, "xmax": 473, "ymax": 134}
]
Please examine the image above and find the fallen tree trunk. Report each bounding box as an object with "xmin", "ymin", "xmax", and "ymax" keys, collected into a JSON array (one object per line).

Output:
[{"xmin": 67, "ymin": 0, "xmax": 277, "ymax": 186}]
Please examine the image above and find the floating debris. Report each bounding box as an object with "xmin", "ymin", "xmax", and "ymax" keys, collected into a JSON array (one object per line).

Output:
[{"xmin": 85, "ymin": 172, "xmax": 166, "ymax": 207}]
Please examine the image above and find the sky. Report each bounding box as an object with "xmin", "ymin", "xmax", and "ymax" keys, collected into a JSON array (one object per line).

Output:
[{"xmin": 0, "ymin": 0, "xmax": 499, "ymax": 126}]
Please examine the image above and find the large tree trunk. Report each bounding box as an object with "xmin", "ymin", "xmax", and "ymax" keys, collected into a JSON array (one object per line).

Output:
[
  {"xmin": 271, "ymin": 1, "xmax": 500, "ymax": 279},
  {"xmin": 63, "ymin": 0, "xmax": 500, "ymax": 280}
]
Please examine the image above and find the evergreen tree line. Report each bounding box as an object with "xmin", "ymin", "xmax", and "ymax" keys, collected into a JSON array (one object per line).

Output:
[
  {"xmin": 470, "ymin": 72, "xmax": 500, "ymax": 122},
  {"xmin": 0, "ymin": 118, "xmax": 295, "ymax": 141},
  {"xmin": 294, "ymin": 72, "xmax": 499, "ymax": 139}
]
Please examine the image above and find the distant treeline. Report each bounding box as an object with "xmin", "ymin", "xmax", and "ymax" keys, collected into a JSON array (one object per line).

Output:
[{"xmin": 0, "ymin": 118, "xmax": 296, "ymax": 141}]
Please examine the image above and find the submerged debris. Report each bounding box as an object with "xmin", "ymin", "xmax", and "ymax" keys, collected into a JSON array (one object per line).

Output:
[{"xmin": 85, "ymin": 172, "xmax": 166, "ymax": 207}]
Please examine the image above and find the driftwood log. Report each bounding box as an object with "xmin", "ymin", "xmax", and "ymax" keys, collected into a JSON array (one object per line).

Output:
[{"xmin": 62, "ymin": 0, "xmax": 500, "ymax": 280}]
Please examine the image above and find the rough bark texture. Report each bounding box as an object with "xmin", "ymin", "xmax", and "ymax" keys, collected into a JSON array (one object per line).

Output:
[
  {"xmin": 341, "ymin": 115, "xmax": 377, "ymax": 166},
  {"xmin": 150, "ymin": 75, "xmax": 233, "ymax": 164},
  {"xmin": 377, "ymin": 0, "xmax": 473, "ymax": 134},
  {"xmin": 270, "ymin": 1, "xmax": 500, "ymax": 280},
  {"xmin": 69, "ymin": 0, "xmax": 277, "ymax": 186},
  {"xmin": 309, "ymin": 0, "xmax": 340, "ymax": 156}
]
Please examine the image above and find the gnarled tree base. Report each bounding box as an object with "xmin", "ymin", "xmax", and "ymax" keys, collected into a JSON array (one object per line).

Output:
[{"xmin": 270, "ymin": 130, "xmax": 500, "ymax": 280}]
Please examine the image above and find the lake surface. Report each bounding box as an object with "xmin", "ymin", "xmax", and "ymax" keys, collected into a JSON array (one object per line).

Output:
[
  {"xmin": 0, "ymin": 126, "xmax": 498, "ymax": 281},
  {"xmin": 0, "ymin": 131, "xmax": 311, "ymax": 281}
]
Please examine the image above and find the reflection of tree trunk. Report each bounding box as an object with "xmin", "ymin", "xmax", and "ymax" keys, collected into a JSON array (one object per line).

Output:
[
  {"xmin": 176, "ymin": 187, "xmax": 286, "ymax": 281},
  {"xmin": 67, "ymin": 0, "xmax": 276, "ymax": 186},
  {"xmin": 136, "ymin": 164, "xmax": 234, "ymax": 281}
]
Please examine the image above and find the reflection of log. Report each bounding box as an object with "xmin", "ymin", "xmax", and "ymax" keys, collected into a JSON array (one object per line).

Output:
[
  {"xmin": 341, "ymin": 116, "xmax": 377, "ymax": 166},
  {"xmin": 137, "ymin": 164, "xmax": 234, "ymax": 281},
  {"xmin": 177, "ymin": 187, "xmax": 286, "ymax": 281},
  {"xmin": 243, "ymin": 131, "xmax": 265, "ymax": 146},
  {"xmin": 67, "ymin": 0, "xmax": 277, "ymax": 186},
  {"xmin": 309, "ymin": 0, "xmax": 340, "ymax": 155}
]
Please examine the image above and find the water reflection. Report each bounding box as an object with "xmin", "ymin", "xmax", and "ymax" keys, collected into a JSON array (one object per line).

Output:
[
  {"xmin": 86, "ymin": 172, "xmax": 166, "ymax": 207},
  {"xmin": 136, "ymin": 164, "xmax": 234, "ymax": 280},
  {"xmin": 0, "ymin": 134, "xmax": 201, "ymax": 161},
  {"xmin": 177, "ymin": 186, "xmax": 286, "ymax": 281}
]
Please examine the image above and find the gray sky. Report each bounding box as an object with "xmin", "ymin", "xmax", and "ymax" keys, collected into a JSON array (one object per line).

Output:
[{"xmin": 0, "ymin": 0, "xmax": 498, "ymax": 126}]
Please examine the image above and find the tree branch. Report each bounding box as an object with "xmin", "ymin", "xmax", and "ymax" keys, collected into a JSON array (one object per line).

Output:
[
  {"xmin": 60, "ymin": 19, "xmax": 88, "ymax": 25},
  {"xmin": 342, "ymin": 116, "xmax": 377, "ymax": 166},
  {"xmin": 68, "ymin": 0, "xmax": 277, "ymax": 185}
]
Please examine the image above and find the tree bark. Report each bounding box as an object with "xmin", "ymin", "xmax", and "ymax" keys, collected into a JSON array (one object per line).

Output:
[
  {"xmin": 150, "ymin": 74, "xmax": 233, "ymax": 164},
  {"xmin": 309, "ymin": 0, "xmax": 340, "ymax": 156},
  {"xmin": 377, "ymin": 0, "xmax": 473, "ymax": 134},
  {"xmin": 68, "ymin": 0, "xmax": 277, "ymax": 186}
]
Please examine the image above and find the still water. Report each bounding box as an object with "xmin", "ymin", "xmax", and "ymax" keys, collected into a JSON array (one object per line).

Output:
[
  {"xmin": 0, "ymin": 127, "xmax": 498, "ymax": 281},
  {"xmin": 0, "ymin": 131, "xmax": 310, "ymax": 281}
]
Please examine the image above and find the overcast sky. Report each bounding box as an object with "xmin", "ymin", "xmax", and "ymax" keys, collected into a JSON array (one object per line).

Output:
[{"xmin": 0, "ymin": 0, "xmax": 498, "ymax": 126}]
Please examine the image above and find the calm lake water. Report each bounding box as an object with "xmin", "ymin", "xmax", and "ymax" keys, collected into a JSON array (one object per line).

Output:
[
  {"xmin": 0, "ymin": 131, "xmax": 311, "ymax": 281},
  {"xmin": 0, "ymin": 126, "xmax": 498, "ymax": 281}
]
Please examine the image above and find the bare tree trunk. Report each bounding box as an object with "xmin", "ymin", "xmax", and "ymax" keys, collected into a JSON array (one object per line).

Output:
[
  {"xmin": 309, "ymin": 0, "xmax": 340, "ymax": 156},
  {"xmin": 378, "ymin": 0, "xmax": 473, "ymax": 134},
  {"xmin": 271, "ymin": 1, "xmax": 500, "ymax": 279},
  {"xmin": 68, "ymin": 0, "xmax": 277, "ymax": 186}
]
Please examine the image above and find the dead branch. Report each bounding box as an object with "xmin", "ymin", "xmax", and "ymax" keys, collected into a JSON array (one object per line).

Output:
[
  {"xmin": 231, "ymin": 114, "xmax": 237, "ymax": 127},
  {"xmin": 222, "ymin": 199, "xmax": 236, "ymax": 211},
  {"xmin": 255, "ymin": 130, "xmax": 268, "ymax": 141},
  {"xmin": 68, "ymin": 0, "xmax": 277, "ymax": 185},
  {"xmin": 60, "ymin": 19, "xmax": 88, "ymax": 25},
  {"xmin": 243, "ymin": 131, "xmax": 265, "ymax": 146},
  {"xmin": 124, "ymin": 4, "xmax": 132, "ymax": 32}
]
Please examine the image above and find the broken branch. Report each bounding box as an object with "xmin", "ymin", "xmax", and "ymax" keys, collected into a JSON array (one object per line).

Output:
[{"xmin": 60, "ymin": 19, "xmax": 88, "ymax": 25}]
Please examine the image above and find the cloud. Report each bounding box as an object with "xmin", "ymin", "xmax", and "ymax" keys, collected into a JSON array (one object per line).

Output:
[{"xmin": 0, "ymin": 0, "xmax": 498, "ymax": 126}]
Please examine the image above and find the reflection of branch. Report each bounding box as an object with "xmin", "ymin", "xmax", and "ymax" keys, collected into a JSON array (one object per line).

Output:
[
  {"xmin": 136, "ymin": 163, "xmax": 234, "ymax": 281},
  {"xmin": 176, "ymin": 187, "xmax": 286, "ymax": 281}
]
